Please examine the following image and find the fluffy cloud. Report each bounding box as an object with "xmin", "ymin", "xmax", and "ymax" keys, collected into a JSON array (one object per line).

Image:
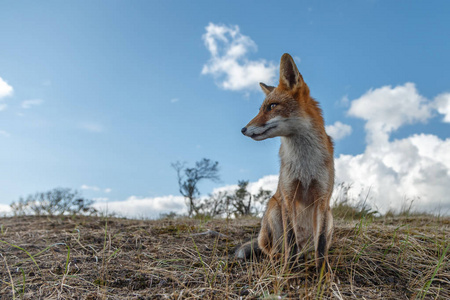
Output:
[
  {"xmin": 434, "ymin": 93, "xmax": 450, "ymax": 123},
  {"xmin": 0, "ymin": 77, "xmax": 13, "ymax": 99},
  {"xmin": 335, "ymin": 135, "xmax": 450, "ymax": 214},
  {"xmin": 202, "ymin": 23, "xmax": 277, "ymax": 91},
  {"xmin": 325, "ymin": 121, "xmax": 352, "ymax": 141},
  {"xmin": 336, "ymin": 83, "xmax": 450, "ymax": 214},
  {"xmin": 348, "ymin": 83, "xmax": 432, "ymax": 145},
  {"xmin": 21, "ymin": 99, "xmax": 43, "ymax": 109},
  {"xmin": 93, "ymin": 195, "xmax": 186, "ymax": 219}
]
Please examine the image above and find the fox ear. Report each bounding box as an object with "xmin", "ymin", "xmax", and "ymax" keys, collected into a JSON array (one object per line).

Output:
[
  {"xmin": 260, "ymin": 82, "xmax": 275, "ymax": 95},
  {"xmin": 279, "ymin": 53, "xmax": 303, "ymax": 90}
]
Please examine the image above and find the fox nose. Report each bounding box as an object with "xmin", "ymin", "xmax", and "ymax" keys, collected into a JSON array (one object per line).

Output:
[{"xmin": 241, "ymin": 127, "xmax": 247, "ymax": 135}]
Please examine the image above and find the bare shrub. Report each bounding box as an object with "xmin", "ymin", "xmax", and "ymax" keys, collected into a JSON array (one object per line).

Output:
[{"xmin": 10, "ymin": 188, "xmax": 97, "ymax": 216}]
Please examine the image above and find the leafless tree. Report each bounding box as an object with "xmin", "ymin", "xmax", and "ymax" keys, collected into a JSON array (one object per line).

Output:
[
  {"xmin": 228, "ymin": 180, "xmax": 253, "ymax": 216},
  {"xmin": 252, "ymin": 187, "xmax": 273, "ymax": 215},
  {"xmin": 202, "ymin": 191, "xmax": 228, "ymax": 218},
  {"xmin": 172, "ymin": 158, "xmax": 220, "ymax": 217}
]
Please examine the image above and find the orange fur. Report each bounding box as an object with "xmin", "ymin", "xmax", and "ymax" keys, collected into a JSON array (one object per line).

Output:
[{"xmin": 237, "ymin": 53, "xmax": 334, "ymax": 272}]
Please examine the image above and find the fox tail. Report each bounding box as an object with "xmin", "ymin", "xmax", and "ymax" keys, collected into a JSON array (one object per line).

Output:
[{"xmin": 234, "ymin": 239, "xmax": 262, "ymax": 260}]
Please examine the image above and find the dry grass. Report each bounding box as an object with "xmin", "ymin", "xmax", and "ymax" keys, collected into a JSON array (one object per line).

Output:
[{"xmin": 0, "ymin": 213, "xmax": 449, "ymax": 299}]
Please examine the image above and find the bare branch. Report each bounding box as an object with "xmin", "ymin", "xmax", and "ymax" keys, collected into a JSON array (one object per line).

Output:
[{"xmin": 171, "ymin": 158, "xmax": 221, "ymax": 217}]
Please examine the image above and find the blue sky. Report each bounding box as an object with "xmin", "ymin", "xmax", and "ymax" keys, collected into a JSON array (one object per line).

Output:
[{"xmin": 1, "ymin": 1, "xmax": 449, "ymax": 217}]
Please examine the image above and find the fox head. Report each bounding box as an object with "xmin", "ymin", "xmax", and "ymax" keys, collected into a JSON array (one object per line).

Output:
[{"xmin": 241, "ymin": 53, "xmax": 322, "ymax": 141}]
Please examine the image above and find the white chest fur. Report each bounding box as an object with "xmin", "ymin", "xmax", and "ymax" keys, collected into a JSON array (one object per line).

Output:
[{"xmin": 279, "ymin": 126, "xmax": 330, "ymax": 194}]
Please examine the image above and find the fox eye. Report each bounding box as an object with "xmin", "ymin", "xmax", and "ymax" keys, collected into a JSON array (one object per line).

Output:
[{"xmin": 268, "ymin": 103, "xmax": 278, "ymax": 111}]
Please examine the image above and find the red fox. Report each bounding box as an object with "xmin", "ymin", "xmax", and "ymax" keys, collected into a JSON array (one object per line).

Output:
[{"xmin": 236, "ymin": 53, "xmax": 334, "ymax": 272}]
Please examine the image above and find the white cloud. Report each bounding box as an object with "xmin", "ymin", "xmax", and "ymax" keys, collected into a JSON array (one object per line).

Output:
[
  {"xmin": 79, "ymin": 122, "xmax": 104, "ymax": 133},
  {"xmin": 82, "ymin": 185, "xmax": 112, "ymax": 194},
  {"xmin": 434, "ymin": 93, "xmax": 450, "ymax": 123},
  {"xmin": 335, "ymin": 83, "xmax": 450, "ymax": 214},
  {"xmin": 202, "ymin": 23, "xmax": 277, "ymax": 92},
  {"xmin": 326, "ymin": 121, "xmax": 352, "ymax": 141},
  {"xmin": 247, "ymin": 175, "xmax": 278, "ymax": 195},
  {"xmin": 0, "ymin": 77, "xmax": 13, "ymax": 112},
  {"xmin": 170, "ymin": 98, "xmax": 179, "ymax": 103},
  {"xmin": 348, "ymin": 83, "xmax": 432, "ymax": 145},
  {"xmin": 81, "ymin": 185, "xmax": 101, "ymax": 192},
  {"xmin": 93, "ymin": 195, "xmax": 186, "ymax": 219},
  {"xmin": 0, "ymin": 203, "xmax": 11, "ymax": 215},
  {"xmin": 335, "ymin": 134, "xmax": 450, "ymax": 214},
  {"xmin": 212, "ymin": 174, "xmax": 278, "ymax": 196},
  {"xmin": 21, "ymin": 99, "xmax": 43, "ymax": 109},
  {"xmin": 0, "ymin": 130, "xmax": 11, "ymax": 138},
  {"xmin": 0, "ymin": 77, "xmax": 13, "ymax": 99}
]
